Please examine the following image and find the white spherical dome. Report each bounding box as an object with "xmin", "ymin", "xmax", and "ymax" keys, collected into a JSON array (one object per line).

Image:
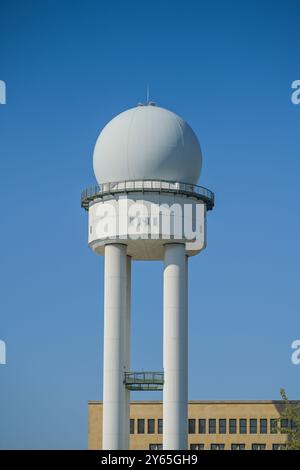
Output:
[{"xmin": 93, "ymin": 105, "xmax": 202, "ymax": 185}]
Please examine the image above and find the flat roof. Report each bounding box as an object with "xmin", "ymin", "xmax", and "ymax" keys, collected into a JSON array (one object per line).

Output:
[{"xmin": 88, "ymin": 400, "xmax": 300, "ymax": 405}]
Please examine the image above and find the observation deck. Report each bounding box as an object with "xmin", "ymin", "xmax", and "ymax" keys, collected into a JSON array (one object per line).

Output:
[{"xmin": 81, "ymin": 179, "xmax": 215, "ymax": 211}]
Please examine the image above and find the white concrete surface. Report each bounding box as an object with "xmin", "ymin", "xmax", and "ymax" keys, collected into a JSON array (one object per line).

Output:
[
  {"xmin": 123, "ymin": 255, "xmax": 131, "ymax": 449},
  {"xmin": 102, "ymin": 244, "xmax": 128, "ymax": 449},
  {"xmin": 88, "ymin": 193, "xmax": 206, "ymax": 260},
  {"xmin": 163, "ymin": 243, "xmax": 188, "ymax": 450}
]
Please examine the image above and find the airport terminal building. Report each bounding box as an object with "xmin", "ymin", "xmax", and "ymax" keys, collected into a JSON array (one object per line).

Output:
[{"xmin": 88, "ymin": 400, "xmax": 299, "ymax": 450}]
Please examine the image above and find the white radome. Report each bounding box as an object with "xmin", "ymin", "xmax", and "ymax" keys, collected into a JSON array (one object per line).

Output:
[{"xmin": 93, "ymin": 105, "xmax": 202, "ymax": 185}]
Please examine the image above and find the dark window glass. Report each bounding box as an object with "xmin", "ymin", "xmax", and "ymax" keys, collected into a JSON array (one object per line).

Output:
[
  {"xmin": 260, "ymin": 419, "xmax": 267, "ymax": 434},
  {"xmin": 190, "ymin": 444, "xmax": 204, "ymax": 450},
  {"xmin": 149, "ymin": 444, "xmax": 163, "ymax": 450},
  {"xmin": 148, "ymin": 419, "xmax": 155, "ymax": 434},
  {"xmin": 272, "ymin": 444, "xmax": 286, "ymax": 450},
  {"xmin": 137, "ymin": 419, "xmax": 145, "ymax": 434},
  {"xmin": 158, "ymin": 419, "xmax": 163, "ymax": 434},
  {"xmin": 252, "ymin": 443, "xmax": 266, "ymax": 450},
  {"xmin": 270, "ymin": 419, "xmax": 278, "ymax": 434},
  {"xmin": 199, "ymin": 419, "xmax": 206, "ymax": 434},
  {"xmin": 219, "ymin": 419, "xmax": 226, "ymax": 434},
  {"xmin": 280, "ymin": 419, "xmax": 289, "ymax": 433},
  {"xmin": 229, "ymin": 419, "xmax": 237, "ymax": 434},
  {"xmin": 130, "ymin": 419, "xmax": 134, "ymax": 434},
  {"xmin": 189, "ymin": 419, "xmax": 196, "ymax": 434},
  {"xmin": 209, "ymin": 419, "xmax": 216, "ymax": 434},
  {"xmin": 291, "ymin": 420, "xmax": 297, "ymax": 430},
  {"xmin": 239, "ymin": 418, "xmax": 247, "ymax": 434},
  {"xmin": 250, "ymin": 419, "xmax": 257, "ymax": 434},
  {"xmin": 211, "ymin": 444, "xmax": 225, "ymax": 450},
  {"xmin": 231, "ymin": 443, "xmax": 245, "ymax": 450}
]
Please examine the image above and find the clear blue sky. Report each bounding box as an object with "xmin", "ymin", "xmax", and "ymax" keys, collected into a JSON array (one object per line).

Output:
[{"xmin": 0, "ymin": 0, "xmax": 299, "ymax": 449}]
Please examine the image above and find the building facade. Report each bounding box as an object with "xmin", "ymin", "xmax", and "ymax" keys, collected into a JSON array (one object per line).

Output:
[{"xmin": 88, "ymin": 400, "xmax": 298, "ymax": 450}]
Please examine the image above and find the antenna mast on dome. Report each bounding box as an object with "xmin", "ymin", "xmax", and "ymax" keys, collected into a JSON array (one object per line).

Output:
[{"xmin": 145, "ymin": 84, "xmax": 156, "ymax": 106}]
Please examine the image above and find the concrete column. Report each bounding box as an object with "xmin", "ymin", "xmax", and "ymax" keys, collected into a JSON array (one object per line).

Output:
[
  {"xmin": 163, "ymin": 243, "xmax": 188, "ymax": 450},
  {"xmin": 123, "ymin": 256, "xmax": 131, "ymax": 449},
  {"xmin": 102, "ymin": 244, "xmax": 127, "ymax": 450}
]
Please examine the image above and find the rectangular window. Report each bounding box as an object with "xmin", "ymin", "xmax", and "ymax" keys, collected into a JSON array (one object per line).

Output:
[
  {"xmin": 130, "ymin": 419, "xmax": 134, "ymax": 434},
  {"xmin": 148, "ymin": 419, "xmax": 155, "ymax": 434},
  {"xmin": 291, "ymin": 420, "xmax": 298, "ymax": 431},
  {"xmin": 252, "ymin": 443, "xmax": 266, "ymax": 450},
  {"xmin": 219, "ymin": 419, "xmax": 226, "ymax": 434},
  {"xmin": 260, "ymin": 418, "xmax": 267, "ymax": 434},
  {"xmin": 229, "ymin": 419, "xmax": 237, "ymax": 434},
  {"xmin": 250, "ymin": 419, "xmax": 257, "ymax": 434},
  {"xmin": 270, "ymin": 419, "xmax": 278, "ymax": 434},
  {"xmin": 158, "ymin": 419, "xmax": 163, "ymax": 434},
  {"xmin": 149, "ymin": 444, "xmax": 163, "ymax": 450},
  {"xmin": 239, "ymin": 418, "xmax": 247, "ymax": 434},
  {"xmin": 199, "ymin": 419, "xmax": 206, "ymax": 434},
  {"xmin": 188, "ymin": 419, "xmax": 196, "ymax": 434},
  {"xmin": 137, "ymin": 419, "xmax": 145, "ymax": 434},
  {"xmin": 280, "ymin": 419, "xmax": 289, "ymax": 433},
  {"xmin": 272, "ymin": 444, "xmax": 286, "ymax": 450},
  {"xmin": 231, "ymin": 443, "xmax": 245, "ymax": 450},
  {"xmin": 209, "ymin": 419, "xmax": 216, "ymax": 434},
  {"xmin": 190, "ymin": 444, "xmax": 204, "ymax": 450},
  {"xmin": 211, "ymin": 444, "xmax": 225, "ymax": 450}
]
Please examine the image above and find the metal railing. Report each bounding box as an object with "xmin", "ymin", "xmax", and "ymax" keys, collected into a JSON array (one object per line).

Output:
[
  {"xmin": 81, "ymin": 179, "xmax": 215, "ymax": 211},
  {"xmin": 124, "ymin": 371, "xmax": 164, "ymax": 391}
]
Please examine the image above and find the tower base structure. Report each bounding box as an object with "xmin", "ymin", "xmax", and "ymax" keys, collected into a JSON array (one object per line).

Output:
[{"xmin": 82, "ymin": 180, "xmax": 214, "ymax": 450}]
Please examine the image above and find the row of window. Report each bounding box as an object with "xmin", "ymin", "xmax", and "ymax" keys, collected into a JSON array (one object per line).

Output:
[
  {"xmin": 130, "ymin": 418, "xmax": 294, "ymax": 435},
  {"xmin": 189, "ymin": 418, "xmax": 296, "ymax": 434},
  {"xmin": 189, "ymin": 418, "xmax": 268, "ymax": 434},
  {"xmin": 130, "ymin": 419, "xmax": 163, "ymax": 434},
  {"xmin": 149, "ymin": 444, "xmax": 286, "ymax": 451}
]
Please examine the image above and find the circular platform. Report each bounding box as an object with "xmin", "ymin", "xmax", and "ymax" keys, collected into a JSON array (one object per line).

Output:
[{"xmin": 81, "ymin": 179, "xmax": 215, "ymax": 211}]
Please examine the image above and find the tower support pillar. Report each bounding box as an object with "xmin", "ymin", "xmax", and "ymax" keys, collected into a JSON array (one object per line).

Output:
[
  {"xmin": 123, "ymin": 255, "xmax": 131, "ymax": 449},
  {"xmin": 102, "ymin": 243, "xmax": 128, "ymax": 450},
  {"xmin": 163, "ymin": 243, "xmax": 188, "ymax": 450}
]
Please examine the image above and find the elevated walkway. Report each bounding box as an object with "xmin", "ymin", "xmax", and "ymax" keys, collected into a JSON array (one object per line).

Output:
[{"xmin": 124, "ymin": 371, "xmax": 164, "ymax": 391}]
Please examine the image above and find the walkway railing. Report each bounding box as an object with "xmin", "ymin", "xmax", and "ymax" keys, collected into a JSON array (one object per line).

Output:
[
  {"xmin": 124, "ymin": 371, "xmax": 164, "ymax": 391},
  {"xmin": 81, "ymin": 179, "xmax": 214, "ymax": 211}
]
